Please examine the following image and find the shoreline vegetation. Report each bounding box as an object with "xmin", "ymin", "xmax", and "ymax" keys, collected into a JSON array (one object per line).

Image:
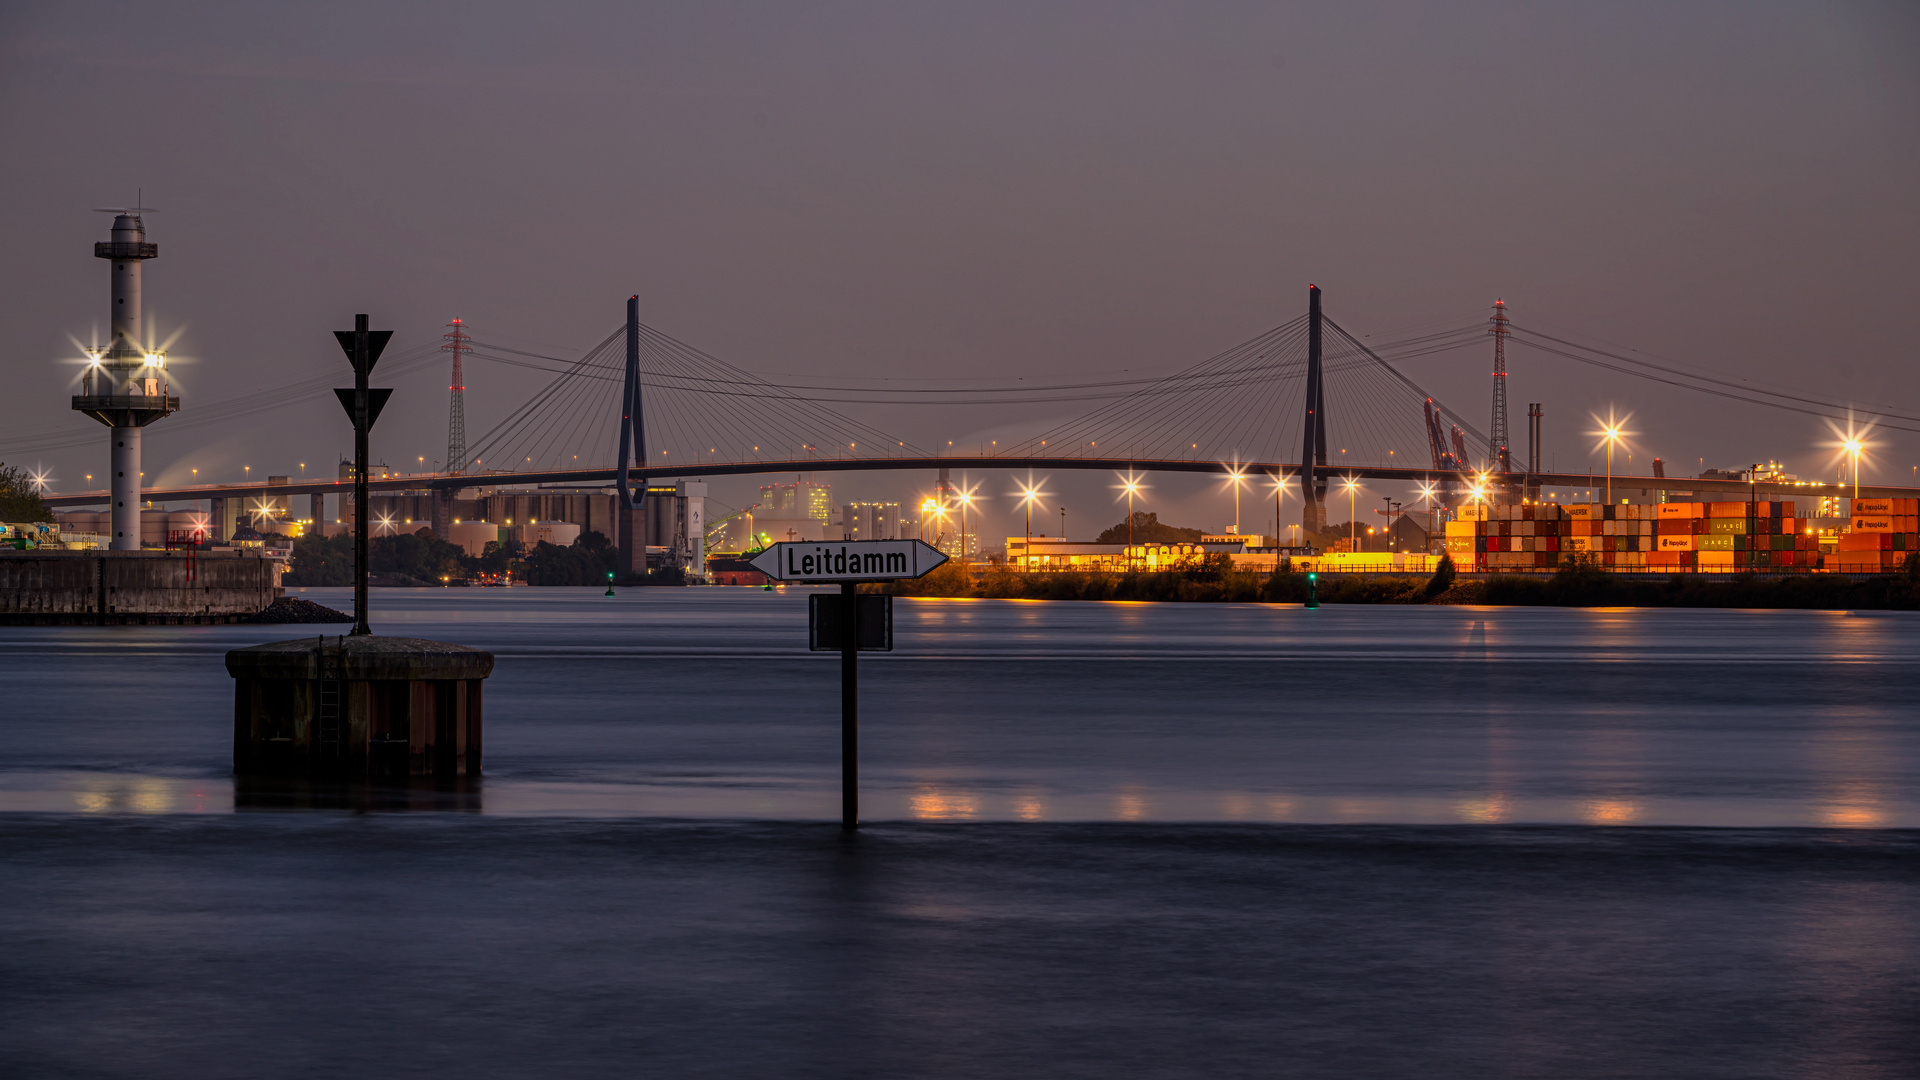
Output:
[{"xmin": 875, "ymin": 554, "xmax": 1920, "ymax": 610}]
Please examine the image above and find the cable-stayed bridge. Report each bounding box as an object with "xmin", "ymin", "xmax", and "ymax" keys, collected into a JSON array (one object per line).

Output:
[{"xmin": 42, "ymin": 286, "xmax": 1918, "ymax": 570}]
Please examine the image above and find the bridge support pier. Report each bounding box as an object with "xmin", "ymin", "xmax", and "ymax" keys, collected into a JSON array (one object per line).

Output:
[
  {"xmin": 616, "ymin": 502, "xmax": 647, "ymax": 581},
  {"xmin": 1301, "ymin": 496, "xmax": 1326, "ymax": 537},
  {"xmin": 430, "ymin": 488, "xmax": 453, "ymax": 542}
]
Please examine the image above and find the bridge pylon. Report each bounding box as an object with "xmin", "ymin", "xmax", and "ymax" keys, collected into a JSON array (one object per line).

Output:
[
  {"xmin": 615, "ymin": 295, "xmax": 650, "ymax": 579},
  {"xmin": 1299, "ymin": 285, "xmax": 1328, "ymax": 538}
]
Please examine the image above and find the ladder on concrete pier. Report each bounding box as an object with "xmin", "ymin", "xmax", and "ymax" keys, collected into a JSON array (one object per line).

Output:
[{"xmin": 316, "ymin": 638, "xmax": 343, "ymax": 762}]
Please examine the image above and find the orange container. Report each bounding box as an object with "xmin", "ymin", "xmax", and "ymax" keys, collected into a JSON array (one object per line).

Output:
[{"xmin": 1853, "ymin": 499, "xmax": 1894, "ymax": 516}]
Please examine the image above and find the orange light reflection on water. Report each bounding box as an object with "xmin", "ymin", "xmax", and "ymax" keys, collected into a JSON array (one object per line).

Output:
[
  {"xmin": 909, "ymin": 786, "xmax": 977, "ymax": 820},
  {"xmin": 1583, "ymin": 800, "xmax": 1639, "ymax": 824}
]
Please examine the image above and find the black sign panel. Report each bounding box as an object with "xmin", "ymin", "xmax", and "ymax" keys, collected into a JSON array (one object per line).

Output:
[
  {"xmin": 333, "ymin": 329, "xmax": 394, "ymax": 375},
  {"xmin": 809, "ymin": 594, "xmax": 893, "ymax": 652},
  {"xmin": 332, "ymin": 387, "xmax": 393, "ymax": 429}
]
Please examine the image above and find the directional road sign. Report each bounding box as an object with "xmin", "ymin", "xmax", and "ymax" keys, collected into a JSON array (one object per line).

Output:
[{"xmin": 748, "ymin": 539, "xmax": 948, "ymax": 583}]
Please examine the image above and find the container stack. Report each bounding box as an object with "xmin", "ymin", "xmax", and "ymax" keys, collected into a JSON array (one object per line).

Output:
[
  {"xmin": 1647, "ymin": 501, "xmax": 1812, "ymax": 572},
  {"xmin": 1443, "ymin": 503, "xmax": 1572, "ymax": 571},
  {"xmin": 1563, "ymin": 502, "xmax": 1654, "ymax": 570},
  {"xmin": 1833, "ymin": 498, "xmax": 1920, "ymax": 574},
  {"xmin": 1441, "ymin": 499, "xmax": 1811, "ymax": 573}
]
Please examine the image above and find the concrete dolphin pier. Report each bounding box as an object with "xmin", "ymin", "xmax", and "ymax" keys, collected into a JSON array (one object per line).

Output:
[{"xmin": 227, "ymin": 636, "xmax": 494, "ymax": 779}]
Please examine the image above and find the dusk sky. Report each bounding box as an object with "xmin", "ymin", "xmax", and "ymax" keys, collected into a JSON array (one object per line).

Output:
[{"xmin": 3, "ymin": 1, "xmax": 1915, "ymax": 536}]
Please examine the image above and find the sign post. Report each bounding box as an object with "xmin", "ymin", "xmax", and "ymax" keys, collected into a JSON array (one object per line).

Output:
[
  {"xmin": 839, "ymin": 582, "xmax": 858, "ymax": 829},
  {"xmin": 749, "ymin": 540, "xmax": 948, "ymax": 829}
]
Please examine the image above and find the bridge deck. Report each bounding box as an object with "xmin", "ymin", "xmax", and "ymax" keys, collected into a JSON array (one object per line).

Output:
[{"xmin": 43, "ymin": 457, "xmax": 1909, "ymax": 507}]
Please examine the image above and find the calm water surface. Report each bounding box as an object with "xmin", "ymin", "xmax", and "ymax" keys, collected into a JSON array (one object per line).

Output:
[{"xmin": 1, "ymin": 590, "xmax": 1915, "ymax": 1077}]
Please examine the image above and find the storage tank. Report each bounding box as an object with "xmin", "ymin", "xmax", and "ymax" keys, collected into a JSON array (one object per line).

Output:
[
  {"xmin": 168, "ymin": 509, "xmax": 211, "ymax": 542},
  {"xmin": 510, "ymin": 520, "xmax": 581, "ymax": 549},
  {"xmin": 448, "ymin": 520, "xmax": 501, "ymax": 557},
  {"xmin": 57, "ymin": 510, "xmax": 106, "ymax": 534}
]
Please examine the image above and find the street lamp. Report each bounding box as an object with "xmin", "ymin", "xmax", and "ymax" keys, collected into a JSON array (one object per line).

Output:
[
  {"xmin": 1117, "ymin": 470, "xmax": 1145, "ymax": 546},
  {"xmin": 956, "ymin": 484, "xmax": 976, "ymax": 563},
  {"xmin": 1341, "ymin": 476, "xmax": 1361, "ymax": 552},
  {"xmin": 1014, "ymin": 476, "xmax": 1048, "ymax": 571},
  {"xmin": 1222, "ymin": 459, "xmax": 1249, "ymax": 535},
  {"xmin": 1269, "ymin": 471, "xmax": 1290, "ymax": 547},
  {"xmin": 1825, "ymin": 417, "xmax": 1874, "ymax": 503},
  {"xmin": 1417, "ymin": 481, "xmax": 1439, "ymax": 547},
  {"xmin": 1592, "ymin": 413, "xmax": 1629, "ymax": 505}
]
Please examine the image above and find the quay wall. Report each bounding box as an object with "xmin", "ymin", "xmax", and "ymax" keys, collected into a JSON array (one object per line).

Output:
[{"xmin": 0, "ymin": 552, "xmax": 283, "ymax": 623}]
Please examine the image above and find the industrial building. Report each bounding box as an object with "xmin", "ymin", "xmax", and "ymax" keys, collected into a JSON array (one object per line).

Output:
[
  {"xmin": 749, "ymin": 478, "xmax": 835, "ymax": 548},
  {"xmin": 839, "ymin": 502, "xmax": 912, "ymax": 541},
  {"xmin": 759, "ymin": 479, "xmax": 833, "ymax": 520}
]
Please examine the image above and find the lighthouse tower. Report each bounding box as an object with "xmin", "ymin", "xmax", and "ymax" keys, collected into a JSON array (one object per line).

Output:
[{"xmin": 72, "ymin": 210, "xmax": 178, "ymax": 550}]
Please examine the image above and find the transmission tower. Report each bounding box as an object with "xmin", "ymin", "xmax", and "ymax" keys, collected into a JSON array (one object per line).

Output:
[
  {"xmin": 442, "ymin": 318, "xmax": 470, "ymax": 473},
  {"xmin": 1488, "ymin": 299, "xmax": 1511, "ymax": 474}
]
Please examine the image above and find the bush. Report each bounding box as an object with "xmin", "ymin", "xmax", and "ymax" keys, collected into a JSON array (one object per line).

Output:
[
  {"xmin": 285, "ymin": 534, "xmax": 353, "ymax": 586},
  {"xmin": 526, "ymin": 536, "xmax": 618, "ymax": 586},
  {"xmin": 286, "ymin": 530, "xmax": 474, "ymax": 586},
  {"xmin": 0, "ymin": 464, "xmax": 54, "ymax": 523},
  {"xmin": 1094, "ymin": 512, "xmax": 1204, "ymax": 545}
]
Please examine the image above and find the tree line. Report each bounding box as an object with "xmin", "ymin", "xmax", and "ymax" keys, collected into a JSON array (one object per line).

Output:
[{"xmin": 284, "ymin": 529, "xmax": 620, "ymax": 586}]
